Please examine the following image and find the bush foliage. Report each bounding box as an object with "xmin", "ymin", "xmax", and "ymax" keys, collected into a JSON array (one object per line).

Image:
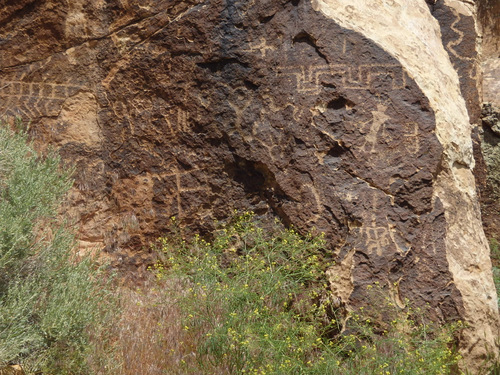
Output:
[
  {"xmin": 0, "ymin": 123, "xmax": 113, "ymax": 374},
  {"xmin": 151, "ymin": 212, "xmax": 462, "ymax": 375}
]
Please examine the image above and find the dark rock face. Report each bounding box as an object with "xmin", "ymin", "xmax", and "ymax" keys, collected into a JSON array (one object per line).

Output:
[
  {"xmin": 0, "ymin": 0, "xmax": 459, "ymax": 318},
  {"xmin": 431, "ymin": 1, "xmax": 481, "ymax": 123},
  {"xmin": 480, "ymin": 103, "xmax": 500, "ymax": 239},
  {"xmin": 0, "ymin": 0, "xmax": 494, "ymax": 353}
]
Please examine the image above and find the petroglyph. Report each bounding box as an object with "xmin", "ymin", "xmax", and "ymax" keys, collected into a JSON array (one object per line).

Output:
[
  {"xmin": 161, "ymin": 163, "xmax": 211, "ymax": 218},
  {"xmin": 241, "ymin": 37, "xmax": 276, "ymax": 57},
  {"xmin": 0, "ymin": 80, "xmax": 82, "ymax": 99},
  {"xmin": 279, "ymin": 65, "xmax": 331, "ymax": 95},
  {"xmin": 447, "ymin": 7, "xmax": 475, "ymax": 63},
  {"xmin": 357, "ymin": 102, "xmax": 422, "ymax": 156},
  {"xmin": 379, "ymin": 120, "xmax": 422, "ymax": 156},
  {"xmin": 223, "ymin": 86, "xmax": 254, "ymax": 140},
  {"xmin": 359, "ymin": 103, "xmax": 391, "ymax": 153},
  {"xmin": 162, "ymin": 107, "xmax": 191, "ymax": 136},
  {"xmin": 279, "ymin": 64, "xmax": 407, "ymax": 95},
  {"xmin": 304, "ymin": 183, "xmax": 325, "ymax": 225},
  {"xmin": 363, "ymin": 225, "xmax": 392, "ymax": 256},
  {"xmin": 398, "ymin": 122, "xmax": 420, "ymax": 155},
  {"xmin": 444, "ymin": 7, "xmax": 478, "ymax": 81},
  {"xmin": 420, "ymin": 228, "xmax": 437, "ymax": 255},
  {"xmin": 0, "ymin": 79, "xmax": 83, "ymax": 119},
  {"xmin": 343, "ymin": 64, "xmax": 407, "ymax": 90},
  {"xmin": 358, "ymin": 192, "xmax": 392, "ymax": 256}
]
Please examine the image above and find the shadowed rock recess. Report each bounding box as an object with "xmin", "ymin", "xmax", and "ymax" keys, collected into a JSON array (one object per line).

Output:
[{"xmin": 0, "ymin": 0, "xmax": 498, "ymax": 369}]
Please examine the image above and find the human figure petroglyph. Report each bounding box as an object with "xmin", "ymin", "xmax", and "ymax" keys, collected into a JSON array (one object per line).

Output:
[
  {"xmin": 214, "ymin": 84, "xmax": 255, "ymax": 140},
  {"xmin": 357, "ymin": 101, "xmax": 421, "ymax": 156},
  {"xmin": 359, "ymin": 103, "xmax": 390, "ymax": 153}
]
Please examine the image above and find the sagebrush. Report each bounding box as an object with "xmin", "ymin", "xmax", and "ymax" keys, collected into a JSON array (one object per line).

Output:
[{"xmin": 0, "ymin": 122, "xmax": 114, "ymax": 374}]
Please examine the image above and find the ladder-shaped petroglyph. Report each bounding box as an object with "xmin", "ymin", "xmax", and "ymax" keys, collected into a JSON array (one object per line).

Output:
[
  {"xmin": 394, "ymin": 121, "xmax": 420, "ymax": 155},
  {"xmin": 0, "ymin": 79, "xmax": 83, "ymax": 119},
  {"xmin": 161, "ymin": 107, "xmax": 192, "ymax": 136},
  {"xmin": 278, "ymin": 63, "xmax": 407, "ymax": 96}
]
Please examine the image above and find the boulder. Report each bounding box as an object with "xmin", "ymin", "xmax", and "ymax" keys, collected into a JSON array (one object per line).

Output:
[{"xmin": 0, "ymin": 0, "xmax": 497, "ymax": 369}]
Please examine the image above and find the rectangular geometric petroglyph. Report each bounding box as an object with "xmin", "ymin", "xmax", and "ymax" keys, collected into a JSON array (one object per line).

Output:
[
  {"xmin": 279, "ymin": 65, "xmax": 332, "ymax": 95},
  {"xmin": 161, "ymin": 163, "xmax": 211, "ymax": 218},
  {"xmin": 279, "ymin": 64, "xmax": 406, "ymax": 95},
  {"xmin": 398, "ymin": 122, "xmax": 420, "ymax": 155},
  {"xmin": 343, "ymin": 64, "xmax": 406, "ymax": 90}
]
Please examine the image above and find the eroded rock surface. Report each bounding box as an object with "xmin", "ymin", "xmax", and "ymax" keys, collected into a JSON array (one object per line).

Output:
[
  {"xmin": 478, "ymin": 0, "xmax": 500, "ymax": 107},
  {"xmin": 0, "ymin": 0, "xmax": 497, "ymax": 369}
]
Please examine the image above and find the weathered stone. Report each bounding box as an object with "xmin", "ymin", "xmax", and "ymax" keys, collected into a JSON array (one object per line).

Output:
[
  {"xmin": 0, "ymin": 0, "xmax": 497, "ymax": 370},
  {"xmin": 431, "ymin": 0, "xmax": 481, "ymax": 123},
  {"xmin": 478, "ymin": 0, "xmax": 500, "ymax": 107},
  {"xmin": 479, "ymin": 103, "xmax": 500, "ymax": 244},
  {"xmin": 482, "ymin": 103, "xmax": 500, "ymax": 135}
]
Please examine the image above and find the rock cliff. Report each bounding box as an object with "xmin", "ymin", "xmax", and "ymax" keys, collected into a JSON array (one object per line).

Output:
[{"xmin": 0, "ymin": 0, "xmax": 498, "ymax": 369}]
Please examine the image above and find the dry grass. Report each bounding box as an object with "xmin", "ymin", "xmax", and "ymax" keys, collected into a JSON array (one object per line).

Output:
[{"xmin": 88, "ymin": 276, "xmax": 206, "ymax": 375}]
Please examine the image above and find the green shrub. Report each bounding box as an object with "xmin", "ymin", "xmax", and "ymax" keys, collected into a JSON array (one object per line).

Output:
[
  {"xmin": 0, "ymin": 122, "xmax": 114, "ymax": 374},
  {"xmin": 153, "ymin": 212, "xmax": 462, "ymax": 375}
]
